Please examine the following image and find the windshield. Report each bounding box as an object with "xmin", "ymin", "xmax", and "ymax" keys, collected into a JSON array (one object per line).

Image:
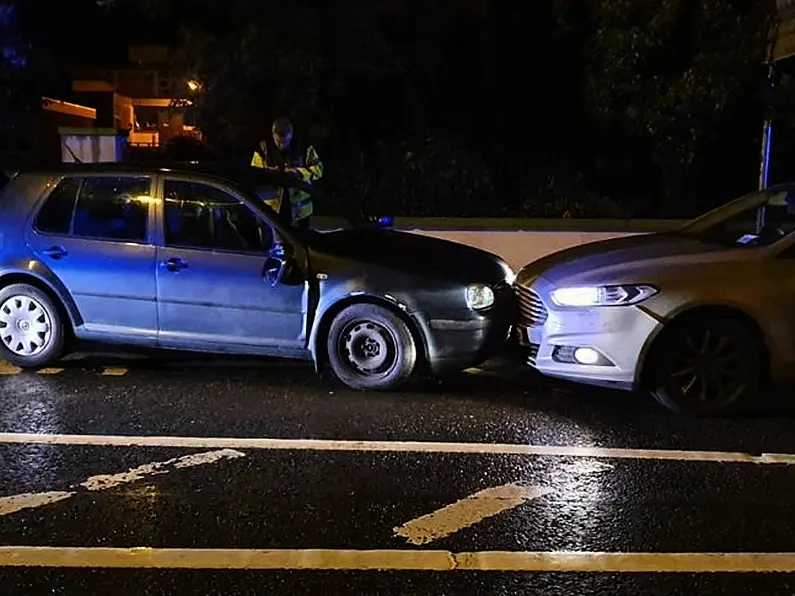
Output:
[{"xmin": 677, "ymin": 186, "xmax": 795, "ymax": 248}]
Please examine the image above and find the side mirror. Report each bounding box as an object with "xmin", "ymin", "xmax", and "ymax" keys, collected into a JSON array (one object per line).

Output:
[{"xmin": 264, "ymin": 242, "xmax": 297, "ymax": 287}]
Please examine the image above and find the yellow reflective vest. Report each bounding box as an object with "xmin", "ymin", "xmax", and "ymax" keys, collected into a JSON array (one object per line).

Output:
[{"xmin": 250, "ymin": 140, "xmax": 323, "ymax": 222}]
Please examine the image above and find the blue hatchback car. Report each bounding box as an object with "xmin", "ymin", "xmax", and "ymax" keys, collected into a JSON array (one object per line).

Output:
[{"xmin": 0, "ymin": 163, "xmax": 515, "ymax": 390}]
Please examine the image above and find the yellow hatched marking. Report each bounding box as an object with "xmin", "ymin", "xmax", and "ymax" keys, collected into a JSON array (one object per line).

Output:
[{"xmin": 0, "ymin": 362, "xmax": 21, "ymax": 375}]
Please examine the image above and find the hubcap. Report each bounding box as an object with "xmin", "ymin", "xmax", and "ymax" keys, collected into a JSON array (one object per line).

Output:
[
  {"xmin": 670, "ymin": 327, "xmax": 749, "ymax": 404},
  {"xmin": 0, "ymin": 295, "xmax": 52, "ymax": 357},
  {"xmin": 339, "ymin": 320, "xmax": 397, "ymax": 377}
]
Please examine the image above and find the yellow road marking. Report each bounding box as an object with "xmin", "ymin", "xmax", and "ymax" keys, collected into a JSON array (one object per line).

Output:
[
  {"xmin": 2, "ymin": 547, "xmax": 795, "ymax": 572},
  {"xmin": 0, "ymin": 362, "xmax": 21, "ymax": 375}
]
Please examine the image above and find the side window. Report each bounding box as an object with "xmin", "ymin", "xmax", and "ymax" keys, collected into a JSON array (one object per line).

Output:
[
  {"xmin": 163, "ymin": 180, "xmax": 273, "ymax": 252},
  {"xmin": 72, "ymin": 176, "xmax": 151, "ymax": 242},
  {"xmin": 34, "ymin": 177, "xmax": 81, "ymax": 235}
]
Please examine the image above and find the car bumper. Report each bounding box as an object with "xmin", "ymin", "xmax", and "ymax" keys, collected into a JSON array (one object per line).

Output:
[
  {"xmin": 514, "ymin": 283, "xmax": 662, "ymax": 391},
  {"xmin": 418, "ymin": 289, "xmax": 515, "ymax": 375}
]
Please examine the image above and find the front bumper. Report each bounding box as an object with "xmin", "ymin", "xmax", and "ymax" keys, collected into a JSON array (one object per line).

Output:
[
  {"xmin": 418, "ymin": 285, "xmax": 515, "ymax": 375},
  {"xmin": 514, "ymin": 280, "xmax": 662, "ymax": 391}
]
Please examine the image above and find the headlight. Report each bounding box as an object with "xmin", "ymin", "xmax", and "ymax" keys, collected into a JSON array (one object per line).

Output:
[
  {"xmin": 549, "ymin": 284, "xmax": 658, "ymax": 307},
  {"xmin": 466, "ymin": 284, "xmax": 495, "ymax": 310}
]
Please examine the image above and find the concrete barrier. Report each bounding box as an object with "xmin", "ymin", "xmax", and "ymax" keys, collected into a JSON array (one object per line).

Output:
[{"xmin": 314, "ymin": 217, "xmax": 689, "ymax": 271}]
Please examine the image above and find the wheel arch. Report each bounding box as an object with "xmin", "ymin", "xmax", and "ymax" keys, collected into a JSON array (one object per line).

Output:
[
  {"xmin": 0, "ymin": 271, "xmax": 80, "ymax": 336},
  {"xmin": 637, "ymin": 304, "xmax": 771, "ymax": 390},
  {"xmin": 311, "ymin": 294, "xmax": 429, "ymax": 373}
]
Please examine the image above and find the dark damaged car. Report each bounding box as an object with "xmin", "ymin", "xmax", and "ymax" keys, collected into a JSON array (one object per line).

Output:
[{"xmin": 0, "ymin": 163, "xmax": 515, "ymax": 390}]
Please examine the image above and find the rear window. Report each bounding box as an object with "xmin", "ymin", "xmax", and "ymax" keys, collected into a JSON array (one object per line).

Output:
[
  {"xmin": 35, "ymin": 178, "xmax": 80, "ymax": 235},
  {"xmin": 34, "ymin": 176, "xmax": 151, "ymax": 242}
]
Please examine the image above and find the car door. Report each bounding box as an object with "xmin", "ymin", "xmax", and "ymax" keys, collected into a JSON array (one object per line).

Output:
[
  {"xmin": 155, "ymin": 177, "xmax": 307, "ymax": 352},
  {"xmin": 25, "ymin": 174, "xmax": 159, "ymax": 341}
]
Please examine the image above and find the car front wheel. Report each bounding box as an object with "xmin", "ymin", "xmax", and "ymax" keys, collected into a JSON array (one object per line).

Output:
[
  {"xmin": 0, "ymin": 283, "xmax": 66, "ymax": 368},
  {"xmin": 648, "ymin": 316, "xmax": 762, "ymax": 416},
  {"xmin": 327, "ymin": 303, "xmax": 418, "ymax": 390}
]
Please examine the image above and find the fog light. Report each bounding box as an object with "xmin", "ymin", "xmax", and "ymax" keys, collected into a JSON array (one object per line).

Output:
[{"xmin": 573, "ymin": 347, "xmax": 600, "ymax": 365}]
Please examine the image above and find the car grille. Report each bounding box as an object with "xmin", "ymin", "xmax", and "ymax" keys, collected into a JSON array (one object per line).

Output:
[
  {"xmin": 527, "ymin": 342, "xmax": 540, "ymax": 367},
  {"xmin": 513, "ymin": 284, "xmax": 548, "ymax": 327}
]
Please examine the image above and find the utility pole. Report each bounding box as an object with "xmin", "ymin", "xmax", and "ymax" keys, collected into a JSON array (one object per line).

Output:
[{"xmin": 759, "ymin": 18, "xmax": 780, "ymax": 190}]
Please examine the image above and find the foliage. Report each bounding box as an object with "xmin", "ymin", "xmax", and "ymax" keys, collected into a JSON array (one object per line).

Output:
[
  {"xmin": 565, "ymin": 0, "xmax": 770, "ymax": 210},
  {"xmin": 0, "ymin": 1, "xmax": 39, "ymax": 163},
  {"xmin": 78, "ymin": 1, "xmax": 781, "ymax": 217}
]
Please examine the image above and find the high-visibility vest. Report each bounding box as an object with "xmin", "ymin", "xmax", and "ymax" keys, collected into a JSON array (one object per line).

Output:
[{"xmin": 250, "ymin": 139, "xmax": 323, "ymax": 222}]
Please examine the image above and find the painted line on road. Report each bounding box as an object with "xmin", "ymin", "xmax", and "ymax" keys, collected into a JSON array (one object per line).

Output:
[
  {"xmin": 100, "ymin": 367, "xmax": 128, "ymax": 376},
  {"xmin": 3, "ymin": 547, "xmax": 795, "ymax": 572},
  {"xmin": 36, "ymin": 368, "xmax": 64, "ymax": 375},
  {"xmin": 1, "ymin": 432, "xmax": 795, "ymax": 466},
  {"xmin": 0, "ymin": 363, "xmax": 21, "ymax": 375},
  {"xmin": 394, "ymin": 483, "xmax": 552, "ymax": 545},
  {"xmin": 0, "ymin": 449, "xmax": 245, "ymax": 516}
]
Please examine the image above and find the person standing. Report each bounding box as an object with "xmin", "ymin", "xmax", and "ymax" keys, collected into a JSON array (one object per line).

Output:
[{"xmin": 251, "ymin": 117, "xmax": 323, "ymax": 233}]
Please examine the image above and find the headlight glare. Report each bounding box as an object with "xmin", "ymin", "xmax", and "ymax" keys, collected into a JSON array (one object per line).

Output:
[
  {"xmin": 550, "ymin": 284, "xmax": 657, "ymax": 307},
  {"xmin": 466, "ymin": 284, "xmax": 495, "ymax": 310}
]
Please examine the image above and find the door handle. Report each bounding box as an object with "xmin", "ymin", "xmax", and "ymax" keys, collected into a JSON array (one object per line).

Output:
[
  {"xmin": 42, "ymin": 245, "xmax": 67, "ymax": 259},
  {"xmin": 161, "ymin": 257, "xmax": 188, "ymax": 272}
]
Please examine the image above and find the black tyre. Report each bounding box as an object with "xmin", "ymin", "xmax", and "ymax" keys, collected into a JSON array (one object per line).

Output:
[
  {"xmin": 327, "ymin": 303, "xmax": 417, "ymax": 390},
  {"xmin": 648, "ymin": 316, "xmax": 762, "ymax": 416},
  {"xmin": 0, "ymin": 283, "xmax": 66, "ymax": 368}
]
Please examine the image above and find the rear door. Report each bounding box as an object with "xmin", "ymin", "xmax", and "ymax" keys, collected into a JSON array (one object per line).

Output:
[{"xmin": 25, "ymin": 174, "xmax": 159, "ymax": 342}]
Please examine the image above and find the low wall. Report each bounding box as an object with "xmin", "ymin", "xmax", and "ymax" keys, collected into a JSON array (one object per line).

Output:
[
  {"xmin": 315, "ymin": 217, "xmax": 688, "ymax": 271},
  {"xmin": 410, "ymin": 229, "xmax": 646, "ymax": 271}
]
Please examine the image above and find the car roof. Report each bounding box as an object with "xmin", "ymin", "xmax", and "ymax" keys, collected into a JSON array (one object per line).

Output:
[{"xmin": 14, "ymin": 161, "xmax": 293, "ymax": 187}]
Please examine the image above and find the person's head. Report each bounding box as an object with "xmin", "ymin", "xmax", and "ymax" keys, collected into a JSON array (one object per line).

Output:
[{"xmin": 272, "ymin": 117, "xmax": 293, "ymax": 151}]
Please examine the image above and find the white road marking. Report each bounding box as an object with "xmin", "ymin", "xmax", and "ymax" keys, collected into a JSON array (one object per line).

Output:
[
  {"xmin": 394, "ymin": 483, "xmax": 551, "ymax": 545},
  {"xmin": 100, "ymin": 367, "xmax": 128, "ymax": 376},
  {"xmin": 0, "ymin": 491, "xmax": 74, "ymax": 516},
  {"xmin": 36, "ymin": 368, "xmax": 64, "ymax": 375},
  {"xmin": 1, "ymin": 547, "xmax": 795, "ymax": 572},
  {"xmin": 0, "ymin": 449, "xmax": 245, "ymax": 516},
  {"xmin": 0, "ymin": 432, "xmax": 794, "ymax": 466}
]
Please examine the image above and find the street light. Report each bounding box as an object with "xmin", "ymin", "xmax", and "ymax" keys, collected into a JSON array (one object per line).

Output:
[{"xmin": 186, "ymin": 79, "xmax": 201, "ymax": 92}]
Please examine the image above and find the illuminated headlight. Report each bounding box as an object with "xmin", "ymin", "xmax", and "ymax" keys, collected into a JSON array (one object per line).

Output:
[
  {"xmin": 549, "ymin": 284, "xmax": 658, "ymax": 307},
  {"xmin": 466, "ymin": 284, "xmax": 495, "ymax": 310}
]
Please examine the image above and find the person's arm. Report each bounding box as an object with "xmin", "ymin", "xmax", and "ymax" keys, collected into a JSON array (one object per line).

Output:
[{"xmin": 289, "ymin": 145, "xmax": 324, "ymax": 182}]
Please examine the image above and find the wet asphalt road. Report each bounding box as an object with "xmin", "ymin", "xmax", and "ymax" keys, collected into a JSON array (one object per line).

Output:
[{"xmin": 2, "ymin": 350, "xmax": 795, "ymax": 594}]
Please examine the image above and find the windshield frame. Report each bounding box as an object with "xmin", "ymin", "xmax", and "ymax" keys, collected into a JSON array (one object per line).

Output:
[
  {"xmin": 678, "ymin": 187, "xmax": 784, "ymax": 234},
  {"xmin": 671, "ymin": 183, "xmax": 795, "ymax": 249}
]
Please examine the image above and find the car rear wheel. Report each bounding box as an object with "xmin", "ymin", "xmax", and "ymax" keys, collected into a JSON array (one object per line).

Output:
[
  {"xmin": 327, "ymin": 303, "xmax": 417, "ymax": 390},
  {"xmin": 648, "ymin": 316, "xmax": 762, "ymax": 416},
  {"xmin": 0, "ymin": 283, "xmax": 65, "ymax": 368}
]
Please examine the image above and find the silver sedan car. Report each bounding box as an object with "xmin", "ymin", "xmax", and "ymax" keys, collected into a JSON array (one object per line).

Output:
[{"xmin": 513, "ymin": 185, "xmax": 795, "ymax": 415}]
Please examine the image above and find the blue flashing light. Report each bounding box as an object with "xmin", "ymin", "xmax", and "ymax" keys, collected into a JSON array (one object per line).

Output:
[{"xmin": 376, "ymin": 215, "xmax": 393, "ymax": 228}]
